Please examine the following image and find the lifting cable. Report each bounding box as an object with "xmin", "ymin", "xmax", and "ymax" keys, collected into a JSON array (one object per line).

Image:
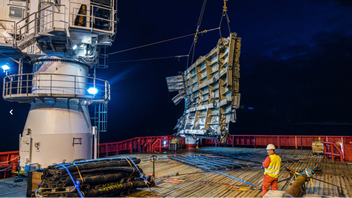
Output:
[
  {"xmin": 186, "ymin": 0, "xmax": 207, "ymax": 68},
  {"xmin": 109, "ymin": 55, "xmax": 189, "ymax": 64},
  {"xmin": 107, "ymin": 27, "xmax": 218, "ymax": 64},
  {"xmin": 186, "ymin": 0, "xmax": 232, "ymax": 67},
  {"xmin": 218, "ymin": 0, "xmax": 231, "ymax": 39},
  {"xmin": 108, "ymin": 0, "xmax": 232, "ymax": 65},
  {"xmin": 109, "ymin": 34, "xmax": 195, "ymax": 56}
]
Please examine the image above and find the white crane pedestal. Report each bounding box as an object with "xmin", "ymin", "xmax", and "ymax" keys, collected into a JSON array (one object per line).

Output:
[
  {"xmin": 20, "ymin": 99, "xmax": 92, "ymax": 168},
  {"xmin": 0, "ymin": 0, "xmax": 117, "ymax": 169}
]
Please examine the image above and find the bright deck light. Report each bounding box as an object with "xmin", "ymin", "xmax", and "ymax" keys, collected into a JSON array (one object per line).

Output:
[
  {"xmin": 88, "ymin": 87, "xmax": 98, "ymax": 94},
  {"xmin": 2, "ymin": 65, "xmax": 10, "ymax": 71}
]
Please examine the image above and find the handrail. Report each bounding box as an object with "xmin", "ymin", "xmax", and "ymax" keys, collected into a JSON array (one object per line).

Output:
[
  {"xmin": 14, "ymin": 4, "xmax": 66, "ymax": 48},
  {"xmin": 0, "ymin": 20, "xmax": 17, "ymax": 46},
  {"xmin": 323, "ymin": 142, "xmax": 344, "ymax": 162},
  {"xmin": 99, "ymin": 135, "xmax": 178, "ymax": 156},
  {"xmin": 2, "ymin": 1, "xmax": 117, "ymax": 50},
  {"xmin": 3, "ymin": 73, "xmax": 110, "ymax": 102},
  {"xmin": 69, "ymin": 1, "xmax": 117, "ymax": 34}
]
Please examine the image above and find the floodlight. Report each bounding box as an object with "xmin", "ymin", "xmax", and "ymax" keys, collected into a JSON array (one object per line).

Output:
[
  {"xmin": 88, "ymin": 87, "xmax": 98, "ymax": 94},
  {"xmin": 2, "ymin": 65, "xmax": 10, "ymax": 71},
  {"xmin": 72, "ymin": 44, "xmax": 77, "ymax": 50}
]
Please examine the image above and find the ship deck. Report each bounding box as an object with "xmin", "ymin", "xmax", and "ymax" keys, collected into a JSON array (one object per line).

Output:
[{"xmin": 1, "ymin": 147, "xmax": 352, "ymax": 197}]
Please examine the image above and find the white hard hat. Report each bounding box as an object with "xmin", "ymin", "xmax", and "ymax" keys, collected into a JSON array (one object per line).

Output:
[{"xmin": 266, "ymin": 144, "xmax": 276, "ymax": 150}]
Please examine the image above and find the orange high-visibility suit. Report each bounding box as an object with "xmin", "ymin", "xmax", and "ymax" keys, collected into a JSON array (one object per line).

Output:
[{"xmin": 262, "ymin": 154, "xmax": 281, "ymax": 196}]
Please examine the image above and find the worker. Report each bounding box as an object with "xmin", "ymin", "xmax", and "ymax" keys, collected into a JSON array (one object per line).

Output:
[{"xmin": 261, "ymin": 144, "xmax": 281, "ymax": 196}]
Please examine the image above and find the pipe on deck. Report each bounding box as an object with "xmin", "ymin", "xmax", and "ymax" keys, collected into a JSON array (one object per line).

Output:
[{"xmin": 283, "ymin": 175, "xmax": 307, "ymax": 197}]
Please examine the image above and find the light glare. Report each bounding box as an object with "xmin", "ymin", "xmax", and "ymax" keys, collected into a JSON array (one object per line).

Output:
[
  {"xmin": 2, "ymin": 65, "xmax": 10, "ymax": 71},
  {"xmin": 88, "ymin": 87, "xmax": 98, "ymax": 94}
]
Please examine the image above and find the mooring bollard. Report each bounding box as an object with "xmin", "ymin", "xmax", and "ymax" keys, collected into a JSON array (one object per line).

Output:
[{"xmin": 150, "ymin": 155, "xmax": 157, "ymax": 179}]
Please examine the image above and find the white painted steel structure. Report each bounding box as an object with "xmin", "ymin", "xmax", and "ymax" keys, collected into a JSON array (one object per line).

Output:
[{"xmin": 0, "ymin": 0, "xmax": 117, "ymax": 168}]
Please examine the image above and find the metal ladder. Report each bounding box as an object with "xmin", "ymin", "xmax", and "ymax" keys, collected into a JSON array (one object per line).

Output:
[{"xmin": 93, "ymin": 102, "xmax": 108, "ymax": 132}]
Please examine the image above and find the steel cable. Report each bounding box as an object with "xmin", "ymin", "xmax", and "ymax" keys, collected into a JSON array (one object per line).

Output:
[{"xmin": 109, "ymin": 55, "xmax": 188, "ymax": 64}]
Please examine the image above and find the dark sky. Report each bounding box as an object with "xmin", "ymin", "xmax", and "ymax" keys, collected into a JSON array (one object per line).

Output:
[{"xmin": 1, "ymin": 0, "xmax": 352, "ymax": 151}]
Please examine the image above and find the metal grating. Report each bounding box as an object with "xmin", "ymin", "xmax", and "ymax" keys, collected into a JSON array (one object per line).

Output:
[
  {"xmin": 169, "ymin": 155, "xmax": 249, "ymax": 171},
  {"xmin": 212, "ymin": 152, "xmax": 298, "ymax": 163}
]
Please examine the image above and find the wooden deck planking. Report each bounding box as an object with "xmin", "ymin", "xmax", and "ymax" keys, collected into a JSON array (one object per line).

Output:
[
  {"xmin": 139, "ymin": 150, "xmax": 351, "ymax": 197},
  {"xmin": 1, "ymin": 147, "xmax": 352, "ymax": 197},
  {"xmin": 0, "ymin": 177, "xmax": 27, "ymax": 197}
]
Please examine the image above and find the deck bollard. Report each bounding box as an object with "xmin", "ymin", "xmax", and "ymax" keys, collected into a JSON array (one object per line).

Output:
[{"xmin": 150, "ymin": 155, "xmax": 157, "ymax": 180}]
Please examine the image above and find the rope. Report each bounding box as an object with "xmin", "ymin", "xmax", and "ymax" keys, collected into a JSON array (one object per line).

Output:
[
  {"xmin": 124, "ymin": 157, "xmax": 135, "ymax": 178},
  {"xmin": 0, "ymin": 165, "xmax": 12, "ymax": 172},
  {"xmin": 73, "ymin": 163, "xmax": 84, "ymax": 187},
  {"xmin": 0, "ymin": 156, "xmax": 19, "ymax": 164},
  {"xmin": 126, "ymin": 157, "xmax": 156, "ymax": 196},
  {"xmin": 277, "ymin": 176, "xmax": 293, "ymax": 183},
  {"xmin": 126, "ymin": 157, "xmax": 143, "ymax": 177},
  {"xmin": 214, "ymin": 170, "xmax": 258, "ymax": 188},
  {"xmin": 311, "ymin": 177, "xmax": 352, "ymax": 192},
  {"xmin": 282, "ymin": 168, "xmax": 352, "ymax": 194},
  {"xmin": 60, "ymin": 165, "xmax": 84, "ymax": 198},
  {"xmin": 109, "ymin": 55, "xmax": 188, "ymax": 64}
]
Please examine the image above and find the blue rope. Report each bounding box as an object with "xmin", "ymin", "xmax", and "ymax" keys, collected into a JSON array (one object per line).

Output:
[
  {"xmin": 214, "ymin": 171, "xmax": 258, "ymax": 188},
  {"xmin": 60, "ymin": 165, "xmax": 84, "ymax": 198}
]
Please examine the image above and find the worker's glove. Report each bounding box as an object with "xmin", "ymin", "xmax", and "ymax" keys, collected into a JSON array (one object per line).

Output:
[{"xmin": 260, "ymin": 166, "xmax": 265, "ymax": 169}]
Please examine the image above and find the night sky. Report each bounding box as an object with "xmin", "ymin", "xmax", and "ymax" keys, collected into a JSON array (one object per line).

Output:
[{"xmin": 1, "ymin": 0, "xmax": 352, "ymax": 152}]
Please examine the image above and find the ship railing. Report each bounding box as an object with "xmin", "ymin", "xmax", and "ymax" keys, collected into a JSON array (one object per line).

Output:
[
  {"xmin": 15, "ymin": 4, "xmax": 67, "ymax": 42},
  {"xmin": 3, "ymin": 73, "xmax": 110, "ymax": 102},
  {"xmin": 2, "ymin": 2, "xmax": 117, "ymax": 50},
  {"xmin": 0, "ymin": 20, "xmax": 17, "ymax": 47},
  {"xmin": 69, "ymin": 1, "xmax": 117, "ymax": 35}
]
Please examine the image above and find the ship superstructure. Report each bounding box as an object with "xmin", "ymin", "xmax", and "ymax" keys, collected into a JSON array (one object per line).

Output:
[{"xmin": 0, "ymin": 0, "xmax": 117, "ymax": 169}]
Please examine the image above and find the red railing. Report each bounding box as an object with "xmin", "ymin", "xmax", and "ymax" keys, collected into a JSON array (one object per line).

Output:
[
  {"xmin": 99, "ymin": 135, "xmax": 185, "ymax": 157},
  {"xmin": 0, "ymin": 151, "xmax": 19, "ymax": 179},
  {"xmin": 202, "ymin": 135, "xmax": 352, "ymax": 150},
  {"xmin": 2, "ymin": 135, "xmax": 352, "ymax": 179},
  {"xmin": 323, "ymin": 142, "xmax": 344, "ymax": 162}
]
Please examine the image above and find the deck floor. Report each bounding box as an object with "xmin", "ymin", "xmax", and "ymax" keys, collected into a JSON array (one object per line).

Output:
[
  {"xmin": 128, "ymin": 148, "xmax": 352, "ymax": 197},
  {"xmin": 1, "ymin": 147, "xmax": 352, "ymax": 197},
  {"xmin": 0, "ymin": 177, "xmax": 27, "ymax": 197}
]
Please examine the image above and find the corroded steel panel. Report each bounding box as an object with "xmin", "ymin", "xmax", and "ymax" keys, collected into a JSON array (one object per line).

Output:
[{"xmin": 167, "ymin": 33, "xmax": 241, "ymax": 143}]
